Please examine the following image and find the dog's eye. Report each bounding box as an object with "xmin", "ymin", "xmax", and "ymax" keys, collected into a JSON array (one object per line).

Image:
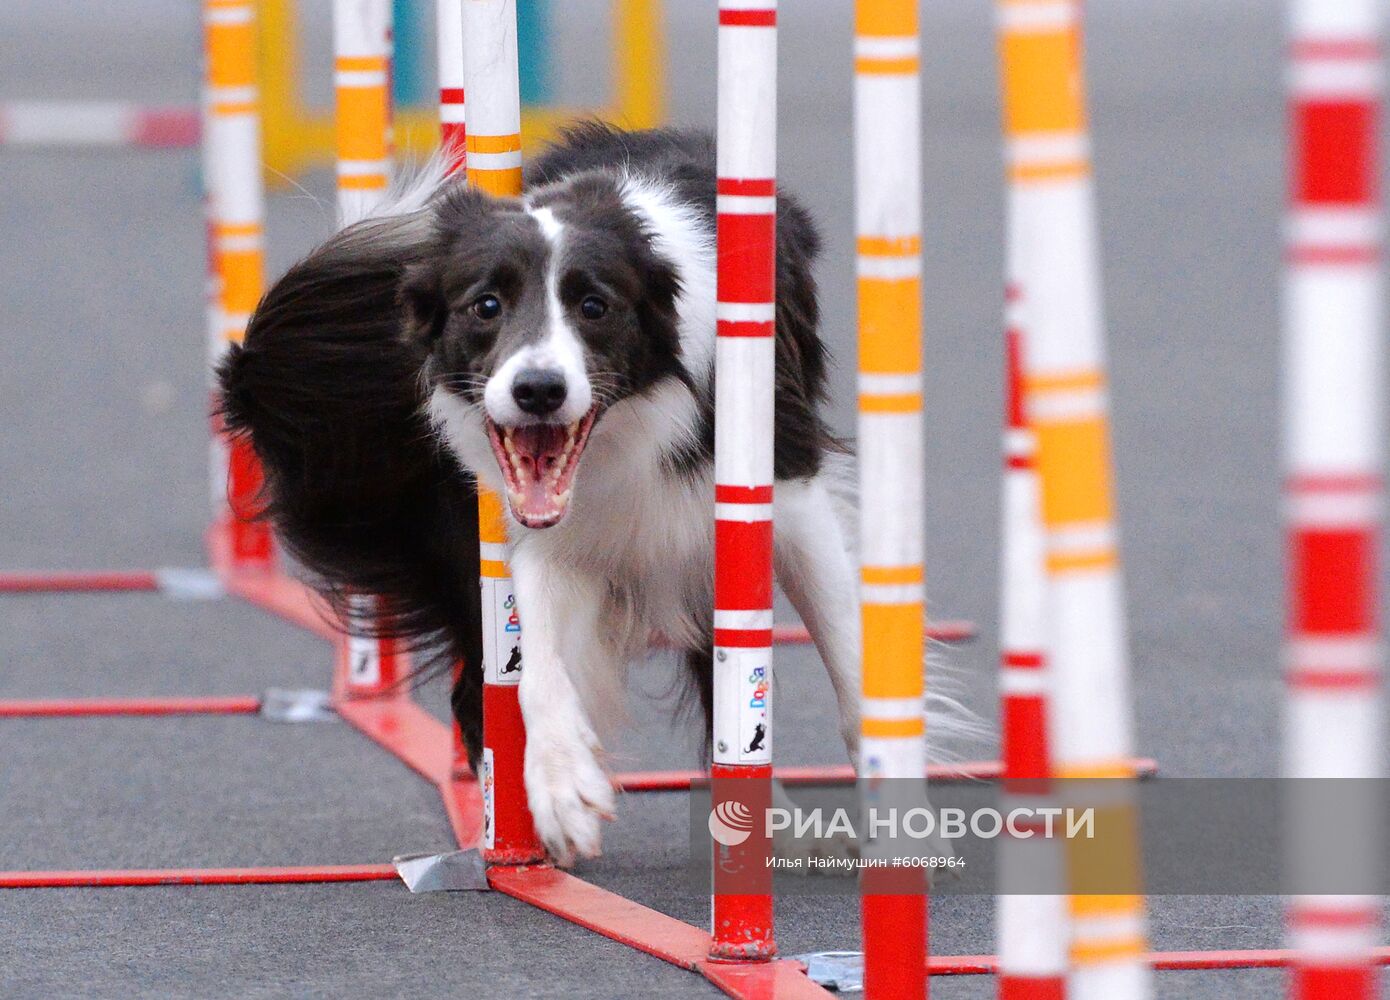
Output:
[
  {"xmin": 580, "ymin": 296, "xmax": 608, "ymax": 320},
  {"xmin": 472, "ymin": 294, "xmax": 502, "ymax": 321}
]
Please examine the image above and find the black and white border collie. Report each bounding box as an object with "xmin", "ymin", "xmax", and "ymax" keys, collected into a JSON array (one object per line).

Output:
[{"xmin": 221, "ymin": 123, "xmax": 940, "ymax": 865}]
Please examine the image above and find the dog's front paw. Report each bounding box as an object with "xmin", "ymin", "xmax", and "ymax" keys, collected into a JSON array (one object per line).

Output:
[{"xmin": 523, "ymin": 726, "xmax": 616, "ymax": 867}]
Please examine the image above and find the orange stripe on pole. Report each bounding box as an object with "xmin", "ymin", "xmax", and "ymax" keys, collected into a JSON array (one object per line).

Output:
[
  {"xmin": 861, "ymin": 604, "xmax": 925, "ymax": 699},
  {"xmin": 862, "ymin": 565, "xmax": 924, "ymax": 585},
  {"xmin": 860, "ymin": 393, "xmax": 923, "ymax": 413},
  {"xmin": 1001, "ymin": 29, "xmax": 1085, "ymax": 135},
  {"xmin": 854, "ymin": 56, "xmax": 920, "ymax": 75},
  {"xmin": 336, "ymin": 55, "xmax": 389, "ymax": 71},
  {"xmin": 337, "ymin": 91, "xmax": 389, "ymax": 157},
  {"xmin": 857, "ymin": 235, "xmax": 923, "ymax": 257},
  {"xmin": 220, "ymin": 250, "xmax": 263, "ymax": 318},
  {"xmin": 858, "ymin": 279, "xmax": 921, "ymax": 373},
  {"xmin": 863, "ymin": 717, "xmax": 925, "ymax": 738},
  {"xmin": 208, "ymin": 24, "xmax": 257, "ymax": 89},
  {"xmin": 468, "ymin": 167, "xmax": 524, "ymax": 197},
  {"xmin": 855, "ymin": 1, "xmax": 915, "ymax": 37},
  {"xmin": 466, "ymin": 132, "xmax": 522, "ymax": 154},
  {"xmin": 1010, "ymin": 159, "xmax": 1091, "ymax": 183},
  {"xmin": 1034, "ymin": 418, "xmax": 1115, "ymax": 526}
]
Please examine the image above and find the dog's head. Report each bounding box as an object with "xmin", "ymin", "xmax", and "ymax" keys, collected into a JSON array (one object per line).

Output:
[{"xmin": 401, "ymin": 173, "xmax": 685, "ymax": 529}]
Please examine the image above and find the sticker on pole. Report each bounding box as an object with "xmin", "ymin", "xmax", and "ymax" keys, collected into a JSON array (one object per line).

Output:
[
  {"xmin": 481, "ymin": 747, "xmax": 495, "ymax": 850},
  {"xmin": 481, "ymin": 578, "xmax": 522, "ymax": 685},
  {"xmin": 347, "ymin": 630, "xmax": 381, "ymax": 687},
  {"xmin": 713, "ymin": 647, "xmax": 771, "ymax": 766}
]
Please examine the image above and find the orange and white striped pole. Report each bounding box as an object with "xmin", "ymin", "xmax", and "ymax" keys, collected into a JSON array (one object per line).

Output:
[
  {"xmin": 436, "ymin": 0, "xmax": 473, "ymax": 776},
  {"xmin": 995, "ymin": 3, "xmax": 1150, "ymax": 998},
  {"xmin": 1283, "ymin": 2, "xmax": 1383, "ymax": 997},
  {"xmin": 436, "ymin": 0, "xmax": 467, "ymax": 174},
  {"xmin": 332, "ymin": 0, "xmax": 403, "ymax": 698},
  {"xmin": 995, "ymin": 298, "xmax": 1067, "ymax": 1000},
  {"xmin": 854, "ymin": 0, "xmax": 928, "ymax": 994},
  {"xmin": 461, "ymin": 0, "xmax": 542, "ymax": 864},
  {"xmin": 710, "ymin": 0, "xmax": 778, "ymax": 962},
  {"xmin": 333, "ymin": 0, "xmax": 393, "ymax": 224},
  {"xmin": 203, "ymin": 0, "xmax": 274, "ymax": 569}
]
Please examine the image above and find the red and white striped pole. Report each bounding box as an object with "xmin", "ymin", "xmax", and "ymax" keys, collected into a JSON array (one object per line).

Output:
[
  {"xmin": 436, "ymin": 0, "xmax": 467, "ymax": 174},
  {"xmin": 436, "ymin": 0, "xmax": 472, "ymax": 776},
  {"xmin": 854, "ymin": 0, "xmax": 930, "ymax": 995},
  {"xmin": 332, "ymin": 0, "xmax": 405, "ymax": 699},
  {"xmin": 461, "ymin": 0, "xmax": 543, "ymax": 865},
  {"xmin": 203, "ymin": 0, "xmax": 274, "ymax": 570},
  {"xmin": 1283, "ymin": 2, "xmax": 1383, "ymax": 997},
  {"xmin": 710, "ymin": 0, "xmax": 778, "ymax": 963},
  {"xmin": 996, "ymin": 296, "xmax": 1067, "ymax": 1000}
]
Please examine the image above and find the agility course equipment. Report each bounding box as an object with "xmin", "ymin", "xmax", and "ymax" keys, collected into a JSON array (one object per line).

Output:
[
  {"xmin": 6, "ymin": 2, "xmax": 1364, "ymax": 998},
  {"xmin": 257, "ymin": 0, "xmax": 667, "ymax": 182},
  {"xmin": 457, "ymin": 0, "xmax": 546, "ymax": 867},
  {"xmin": 710, "ymin": 0, "xmax": 780, "ymax": 963},
  {"xmin": 853, "ymin": 0, "xmax": 931, "ymax": 994},
  {"xmin": 204, "ymin": 0, "xmax": 276, "ymax": 572},
  {"xmin": 1283, "ymin": 1, "xmax": 1383, "ymax": 997},
  {"xmin": 995, "ymin": 1, "xmax": 1152, "ymax": 997}
]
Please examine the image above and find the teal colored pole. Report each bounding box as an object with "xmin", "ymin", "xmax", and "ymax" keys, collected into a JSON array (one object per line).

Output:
[
  {"xmin": 391, "ymin": 0, "xmax": 428, "ymax": 107},
  {"xmin": 517, "ymin": 0, "xmax": 551, "ymax": 106}
]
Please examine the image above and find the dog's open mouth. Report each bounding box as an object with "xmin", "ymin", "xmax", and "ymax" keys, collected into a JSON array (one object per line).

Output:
[{"xmin": 486, "ymin": 409, "xmax": 597, "ymax": 528}]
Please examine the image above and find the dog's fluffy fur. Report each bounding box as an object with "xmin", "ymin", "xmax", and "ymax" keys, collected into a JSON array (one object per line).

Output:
[{"xmin": 220, "ymin": 123, "xmax": 938, "ymax": 864}]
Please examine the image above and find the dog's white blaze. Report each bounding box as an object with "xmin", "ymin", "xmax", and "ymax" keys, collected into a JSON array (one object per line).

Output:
[
  {"xmin": 619, "ymin": 175, "xmax": 718, "ymax": 380},
  {"xmin": 482, "ymin": 205, "xmax": 594, "ymax": 427}
]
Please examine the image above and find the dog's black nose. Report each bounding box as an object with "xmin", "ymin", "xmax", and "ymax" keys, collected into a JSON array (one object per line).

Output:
[{"xmin": 512, "ymin": 368, "xmax": 567, "ymax": 415}]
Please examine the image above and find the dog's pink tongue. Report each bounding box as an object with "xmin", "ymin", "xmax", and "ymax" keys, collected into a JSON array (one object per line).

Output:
[{"xmin": 511, "ymin": 425, "xmax": 567, "ymax": 523}]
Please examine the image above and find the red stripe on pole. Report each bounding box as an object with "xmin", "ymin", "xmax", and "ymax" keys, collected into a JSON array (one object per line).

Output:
[
  {"xmin": 1286, "ymin": 246, "xmax": 1380, "ymax": 266},
  {"xmin": 1289, "ymin": 904, "xmax": 1381, "ymax": 928},
  {"xmin": 1295, "ymin": 101, "xmax": 1376, "ymax": 205},
  {"xmin": 716, "ymin": 485, "xmax": 774, "ymax": 504},
  {"xmin": 1291, "ymin": 966, "xmax": 1378, "ymax": 1000},
  {"xmin": 482, "ymin": 683, "xmax": 544, "ymax": 864},
  {"xmin": 1291, "ymin": 530, "xmax": 1376, "ymax": 632},
  {"xmin": 1002, "ymin": 694, "xmax": 1051, "ymax": 781},
  {"xmin": 1003, "ymin": 652, "xmax": 1044, "ymax": 669},
  {"xmin": 439, "ymin": 87, "xmax": 466, "ymax": 103},
  {"xmin": 717, "ymin": 215, "xmax": 777, "ymax": 302},
  {"xmin": 999, "ymin": 977, "xmax": 1066, "ymax": 1000},
  {"xmin": 1292, "ymin": 40, "xmax": 1381, "ymax": 61},
  {"xmin": 1286, "ymin": 668, "xmax": 1381, "ymax": 691},
  {"xmin": 718, "ymin": 178, "xmax": 776, "ymax": 196},
  {"xmin": 717, "ymin": 319, "xmax": 776, "ymax": 338},
  {"xmin": 1289, "ymin": 473, "xmax": 1382, "ymax": 493},
  {"xmin": 1005, "ymin": 329, "xmax": 1026, "ymax": 430},
  {"xmin": 863, "ymin": 889, "xmax": 927, "ymax": 1000},
  {"xmin": 714, "ymin": 628, "xmax": 774, "ymax": 648},
  {"xmin": 715, "ymin": 520, "xmax": 774, "ymax": 609},
  {"xmin": 718, "ymin": 9, "xmax": 777, "ymax": 27}
]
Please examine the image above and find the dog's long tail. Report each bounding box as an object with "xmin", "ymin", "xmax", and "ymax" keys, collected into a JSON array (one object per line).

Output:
[
  {"xmin": 215, "ymin": 167, "xmax": 485, "ymax": 764},
  {"xmin": 818, "ymin": 451, "xmax": 991, "ymax": 767}
]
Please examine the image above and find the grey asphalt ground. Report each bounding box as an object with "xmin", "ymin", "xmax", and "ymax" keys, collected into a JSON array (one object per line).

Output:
[{"xmin": 0, "ymin": 0, "xmax": 1382, "ymax": 997}]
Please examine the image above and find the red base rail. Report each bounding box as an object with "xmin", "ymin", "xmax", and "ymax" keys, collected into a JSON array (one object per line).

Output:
[
  {"xmin": 0, "ymin": 865, "xmax": 397, "ymax": 889},
  {"xmin": 0, "ymin": 696, "xmax": 261, "ymax": 718}
]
